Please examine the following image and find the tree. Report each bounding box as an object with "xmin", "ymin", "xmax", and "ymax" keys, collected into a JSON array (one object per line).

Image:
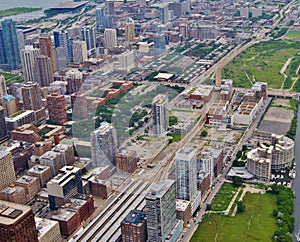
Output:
[
  {"xmin": 237, "ymin": 201, "xmax": 245, "ymax": 213},
  {"xmin": 201, "ymin": 130, "xmax": 208, "ymax": 137},
  {"xmin": 232, "ymin": 176, "xmax": 243, "ymax": 187},
  {"xmin": 169, "ymin": 116, "xmax": 178, "ymax": 126},
  {"xmin": 206, "ymin": 204, "xmax": 212, "ymax": 210}
]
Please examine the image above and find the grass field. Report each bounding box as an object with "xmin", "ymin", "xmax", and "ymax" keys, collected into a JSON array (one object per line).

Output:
[
  {"xmin": 0, "ymin": 7, "xmax": 41, "ymax": 18},
  {"xmin": 286, "ymin": 31, "xmax": 300, "ymax": 39},
  {"xmin": 222, "ymin": 40, "xmax": 299, "ymax": 89},
  {"xmin": 191, "ymin": 193, "xmax": 277, "ymax": 242},
  {"xmin": 210, "ymin": 183, "xmax": 238, "ymax": 211}
]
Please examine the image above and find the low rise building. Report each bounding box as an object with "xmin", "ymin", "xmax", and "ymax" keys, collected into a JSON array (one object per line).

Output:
[
  {"xmin": 27, "ymin": 165, "xmax": 53, "ymax": 187},
  {"xmin": 52, "ymin": 144, "xmax": 75, "ymax": 166},
  {"xmin": 39, "ymin": 151, "xmax": 64, "ymax": 176},
  {"xmin": 15, "ymin": 175, "xmax": 41, "ymax": 201},
  {"xmin": 205, "ymin": 99, "xmax": 228, "ymax": 127},
  {"xmin": 35, "ymin": 217, "xmax": 62, "ymax": 242},
  {"xmin": 5, "ymin": 110, "xmax": 35, "ymax": 132},
  {"xmin": 176, "ymin": 199, "xmax": 191, "ymax": 227},
  {"xmin": 0, "ymin": 185, "xmax": 27, "ymax": 204},
  {"xmin": 188, "ymin": 85, "xmax": 214, "ymax": 102},
  {"xmin": 116, "ymin": 150, "xmax": 139, "ymax": 173}
]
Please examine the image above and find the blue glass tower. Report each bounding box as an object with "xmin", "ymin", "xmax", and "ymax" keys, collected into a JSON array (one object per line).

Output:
[{"xmin": 1, "ymin": 19, "xmax": 21, "ymax": 70}]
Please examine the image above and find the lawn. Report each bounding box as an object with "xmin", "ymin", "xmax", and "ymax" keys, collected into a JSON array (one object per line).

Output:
[
  {"xmin": 0, "ymin": 7, "xmax": 41, "ymax": 18},
  {"xmin": 210, "ymin": 183, "xmax": 238, "ymax": 211},
  {"xmin": 191, "ymin": 193, "xmax": 277, "ymax": 242},
  {"xmin": 222, "ymin": 40, "xmax": 299, "ymax": 89},
  {"xmin": 286, "ymin": 31, "xmax": 300, "ymax": 39}
]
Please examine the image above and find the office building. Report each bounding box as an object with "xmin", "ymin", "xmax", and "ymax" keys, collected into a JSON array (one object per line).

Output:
[
  {"xmin": 0, "ymin": 151, "xmax": 16, "ymax": 190},
  {"xmin": 0, "ymin": 19, "xmax": 21, "ymax": 70},
  {"xmin": 65, "ymin": 69, "xmax": 83, "ymax": 94},
  {"xmin": 159, "ymin": 5, "xmax": 169, "ymax": 24},
  {"xmin": 22, "ymin": 82, "xmax": 46, "ymax": 123},
  {"xmin": 47, "ymin": 166, "xmax": 83, "ymax": 210},
  {"xmin": 90, "ymin": 122, "xmax": 118, "ymax": 167},
  {"xmin": 153, "ymin": 33, "xmax": 166, "ymax": 54},
  {"xmin": 0, "ymin": 74, "xmax": 7, "ymax": 100},
  {"xmin": 21, "ymin": 46, "xmax": 40, "ymax": 82},
  {"xmin": 96, "ymin": 7, "xmax": 105, "ymax": 30},
  {"xmin": 72, "ymin": 40, "xmax": 87, "ymax": 64},
  {"xmin": 103, "ymin": 15, "xmax": 114, "ymax": 28},
  {"xmin": 104, "ymin": 28, "xmax": 117, "ymax": 48},
  {"xmin": 38, "ymin": 35, "xmax": 56, "ymax": 72},
  {"xmin": 116, "ymin": 150, "xmax": 139, "ymax": 173},
  {"xmin": 0, "ymin": 29, "xmax": 5, "ymax": 66},
  {"xmin": 152, "ymin": 94, "xmax": 169, "ymax": 134},
  {"xmin": 47, "ymin": 93, "xmax": 67, "ymax": 125},
  {"xmin": 0, "ymin": 106, "xmax": 7, "ymax": 141},
  {"xmin": 81, "ymin": 26, "xmax": 96, "ymax": 51},
  {"xmin": 145, "ymin": 179, "xmax": 177, "ymax": 242},
  {"xmin": 35, "ymin": 217, "xmax": 62, "ymax": 242},
  {"xmin": 52, "ymin": 144, "xmax": 75, "ymax": 166},
  {"xmin": 121, "ymin": 210, "xmax": 147, "ymax": 242},
  {"xmin": 39, "ymin": 151, "xmax": 65, "ymax": 177},
  {"xmin": 106, "ymin": 1, "xmax": 115, "ymax": 15},
  {"xmin": 53, "ymin": 30, "xmax": 69, "ymax": 64},
  {"xmin": 118, "ymin": 50, "xmax": 135, "ymax": 71},
  {"xmin": 15, "ymin": 175, "xmax": 41, "ymax": 201},
  {"xmin": 71, "ymin": 93, "xmax": 88, "ymax": 119},
  {"xmin": 55, "ymin": 46, "xmax": 68, "ymax": 71},
  {"xmin": 125, "ymin": 18, "xmax": 135, "ymax": 42},
  {"xmin": 2, "ymin": 95, "xmax": 17, "ymax": 117},
  {"xmin": 0, "ymin": 185, "xmax": 27, "ymax": 205},
  {"xmin": 27, "ymin": 165, "xmax": 53, "ymax": 187},
  {"xmin": 34, "ymin": 55, "xmax": 54, "ymax": 87},
  {"xmin": 0, "ymin": 200, "xmax": 38, "ymax": 241}
]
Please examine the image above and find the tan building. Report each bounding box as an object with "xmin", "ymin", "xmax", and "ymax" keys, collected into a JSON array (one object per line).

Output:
[
  {"xmin": 52, "ymin": 144, "xmax": 75, "ymax": 166},
  {"xmin": 176, "ymin": 199, "xmax": 191, "ymax": 227},
  {"xmin": 0, "ymin": 151, "xmax": 16, "ymax": 190},
  {"xmin": 28, "ymin": 165, "xmax": 53, "ymax": 187},
  {"xmin": 35, "ymin": 217, "xmax": 62, "ymax": 242},
  {"xmin": 247, "ymin": 148, "xmax": 272, "ymax": 181},
  {"xmin": 39, "ymin": 151, "xmax": 64, "ymax": 176},
  {"xmin": 0, "ymin": 185, "xmax": 27, "ymax": 204},
  {"xmin": 39, "ymin": 35, "xmax": 56, "ymax": 72},
  {"xmin": 125, "ymin": 18, "xmax": 135, "ymax": 42},
  {"xmin": 15, "ymin": 175, "xmax": 41, "ymax": 201},
  {"xmin": 0, "ymin": 200, "xmax": 38, "ymax": 241}
]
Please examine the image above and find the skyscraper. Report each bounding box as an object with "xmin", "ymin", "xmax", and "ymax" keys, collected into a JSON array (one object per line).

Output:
[
  {"xmin": 0, "ymin": 151, "xmax": 16, "ymax": 190},
  {"xmin": 65, "ymin": 69, "xmax": 83, "ymax": 94},
  {"xmin": 47, "ymin": 93, "xmax": 67, "ymax": 125},
  {"xmin": 125, "ymin": 18, "xmax": 135, "ymax": 42},
  {"xmin": 39, "ymin": 35, "xmax": 56, "ymax": 72},
  {"xmin": 104, "ymin": 28, "xmax": 117, "ymax": 48},
  {"xmin": 21, "ymin": 82, "xmax": 46, "ymax": 123},
  {"xmin": 21, "ymin": 46, "xmax": 40, "ymax": 82},
  {"xmin": 159, "ymin": 5, "xmax": 169, "ymax": 24},
  {"xmin": 1, "ymin": 19, "xmax": 21, "ymax": 70},
  {"xmin": 96, "ymin": 7, "xmax": 105, "ymax": 30},
  {"xmin": 72, "ymin": 40, "xmax": 88, "ymax": 64},
  {"xmin": 152, "ymin": 94, "xmax": 169, "ymax": 134},
  {"xmin": 90, "ymin": 122, "xmax": 118, "ymax": 167},
  {"xmin": 81, "ymin": 26, "xmax": 96, "ymax": 51},
  {"xmin": 118, "ymin": 50, "xmax": 135, "ymax": 71},
  {"xmin": 154, "ymin": 33, "xmax": 166, "ymax": 54},
  {"xmin": 175, "ymin": 147, "xmax": 198, "ymax": 201},
  {"xmin": 0, "ymin": 29, "xmax": 5, "ymax": 65},
  {"xmin": 0, "ymin": 74, "xmax": 7, "ymax": 100},
  {"xmin": 53, "ymin": 30, "xmax": 70, "ymax": 62},
  {"xmin": 103, "ymin": 15, "xmax": 114, "ymax": 28},
  {"xmin": 145, "ymin": 179, "xmax": 177, "ymax": 242},
  {"xmin": 34, "ymin": 55, "xmax": 54, "ymax": 87},
  {"xmin": 106, "ymin": 1, "xmax": 115, "ymax": 15}
]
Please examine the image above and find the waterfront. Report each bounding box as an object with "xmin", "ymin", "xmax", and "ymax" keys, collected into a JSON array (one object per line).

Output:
[
  {"xmin": 293, "ymin": 104, "xmax": 300, "ymax": 242},
  {"xmin": 0, "ymin": 0, "xmax": 70, "ymax": 21}
]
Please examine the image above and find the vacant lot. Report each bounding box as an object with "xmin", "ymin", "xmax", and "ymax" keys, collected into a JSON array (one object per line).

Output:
[
  {"xmin": 191, "ymin": 193, "xmax": 277, "ymax": 242},
  {"xmin": 222, "ymin": 40, "xmax": 299, "ymax": 89}
]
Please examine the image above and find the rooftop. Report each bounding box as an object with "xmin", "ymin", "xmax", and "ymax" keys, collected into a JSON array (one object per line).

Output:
[
  {"xmin": 0, "ymin": 200, "xmax": 31, "ymax": 225},
  {"xmin": 123, "ymin": 210, "xmax": 146, "ymax": 225}
]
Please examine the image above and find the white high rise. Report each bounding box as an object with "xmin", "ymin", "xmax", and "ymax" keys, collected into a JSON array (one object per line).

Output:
[
  {"xmin": 90, "ymin": 122, "xmax": 118, "ymax": 167},
  {"xmin": 81, "ymin": 26, "xmax": 96, "ymax": 51},
  {"xmin": 0, "ymin": 74, "xmax": 7, "ymax": 100},
  {"xmin": 104, "ymin": 28, "xmax": 117, "ymax": 48},
  {"xmin": 21, "ymin": 46, "xmax": 40, "ymax": 82},
  {"xmin": 118, "ymin": 51, "xmax": 135, "ymax": 71},
  {"xmin": 72, "ymin": 41, "xmax": 88, "ymax": 64},
  {"xmin": 152, "ymin": 94, "xmax": 169, "ymax": 134}
]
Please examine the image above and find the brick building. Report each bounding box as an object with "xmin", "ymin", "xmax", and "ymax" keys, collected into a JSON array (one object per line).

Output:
[{"xmin": 46, "ymin": 93, "xmax": 67, "ymax": 125}]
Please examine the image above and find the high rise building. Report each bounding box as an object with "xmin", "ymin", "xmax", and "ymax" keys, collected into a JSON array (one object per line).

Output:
[
  {"xmin": 39, "ymin": 35, "xmax": 56, "ymax": 72},
  {"xmin": 65, "ymin": 69, "xmax": 83, "ymax": 94},
  {"xmin": 34, "ymin": 55, "xmax": 54, "ymax": 87},
  {"xmin": 152, "ymin": 94, "xmax": 169, "ymax": 134},
  {"xmin": 53, "ymin": 30, "xmax": 69, "ymax": 50},
  {"xmin": 0, "ymin": 200, "xmax": 38, "ymax": 241},
  {"xmin": 154, "ymin": 33, "xmax": 166, "ymax": 54},
  {"xmin": 116, "ymin": 150, "xmax": 139, "ymax": 173},
  {"xmin": 72, "ymin": 41, "xmax": 88, "ymax": 64},
  {"xmin": 96, "ymin": 8, "xmax": 105, "ymax": 30},
  {"xmin": 71, "ymin": 93, "xmax": 88, "ymax": 119},
  {"xmin": 16, "ymin": 29, "xmax": 25, "ymax": 51},
  {"xmin": 106, "ymin": 1, "xmax": 115, "ymax": 15},
  {"xmin": 90, "ymin": 122, "xmax": 118, "ymax": 167},
  {"xmin": 0, "ymin": 151, "xmax": 16, "ymax": 190},
  {"xmin": 21, "ymin": 46, "xmax": 40, "ymax": 82},
  {"xmin": 81, "ymin": 26, "xmax": 96, "ymax": 51},
  {"xmin": 145, "ymin": 179, "xmax": 177, "ymax": 242},
  {"xmin": 0, "ymin": 29, "xmax": 5, "ymax": 66},
  {"xmin": 0, "ymin": 74, "xmax": 7, "ymax": 100},
  {"xmin": 47, "ymin": 166, "xmax": 83, "ymax": 210},
  {"xmin": 159, "ymin": 5, "xmax": 169, "ymax": 24},
  {"xmin": 103, "ymin": 15, "xmax": 114, "ymax": 28},
  {"xmin": 46, "ymin": 93, "xmax": 67, "ymax": 125},
  {"xmin": 0, "ymin": 106, "xmax": 7, "ymax": 141},
  {"xmin": 104, "ymin": 28, "xmax": 117, "ymax": 48},
  {"xmin": 118, "ymin": 50, "xmax": 135, "ymax": 71},
  {"xmin": 21, "ymin": 82, "xmax": 46, "ymax": 123},
  {"xmin": 1, "ymin": 19, "xmax": 21, "ymax": 70},
  {"xmin": 125, "ymin": 18, "xmax": 135, "ymax": 42},
  {"xmin": 121, "ymin": 210, "xmax": 147, "ymax": 242},
  {"xmin": 54, "ymin": 46, "xmax": 68, "ymax": 71}
]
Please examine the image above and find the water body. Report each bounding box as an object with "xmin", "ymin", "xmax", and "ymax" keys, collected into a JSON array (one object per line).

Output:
[
  {"xmin": 0, "ymin": 0, "xmax": 70, "ymax": 21},
  {"xmin": 293, "ymin": 104, "xmax": 300, "ymax": 241}
]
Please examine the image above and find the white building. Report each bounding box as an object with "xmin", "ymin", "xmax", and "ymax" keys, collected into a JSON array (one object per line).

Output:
[
  {"xmin": 21, "ymin": 46, "xmax": 40, "ymax": 82},
  {"xmin": 72, "ymin": 41, "xmax": 87, "ymax": 64},
  {"xmin": 104, "ymin": 28, "xmax": 117, "ymax": 48},
  {"xmin": 35, "ymin": 217, "xmax": 62, "ymax": 242},
  {"xmin": 152, "ymin": 94, "xmax": 169, "ymax": 135},
  {"xmin": 118, "ymin": 50, "xmax": 135, "ymax": 71},
  {"xmin": 0, "ymin": 74, "xmax": 7, "ymax": 100}
]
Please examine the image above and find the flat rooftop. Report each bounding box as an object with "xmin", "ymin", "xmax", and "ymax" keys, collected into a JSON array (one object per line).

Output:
[
  {"xmin": 50, "ymin": 1, "xmax": 88, "ymax": 10},
  {"xmin": 0, "ymin": 200, "xmax": 31, "ymax": 225}
]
